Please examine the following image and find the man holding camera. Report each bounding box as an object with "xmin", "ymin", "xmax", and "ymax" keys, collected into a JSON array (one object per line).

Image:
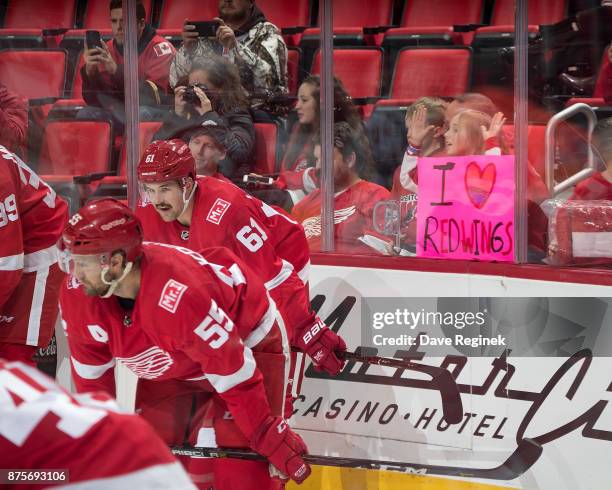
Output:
[
  {"xmin": 170, "ymin": 0, "xmax": 288, "ymax": 97},
  {"xmin": 80, "ymin": 0, "xmax": 176, "ymax": 125}
]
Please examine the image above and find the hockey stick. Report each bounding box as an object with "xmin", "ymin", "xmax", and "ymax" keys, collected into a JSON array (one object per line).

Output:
[
  {"xmin": 338, "ymin": 350, "xmax": 464, "ymax": 424},
  {"xmin": 171, "ymin": 438, "xmax": 542, "ymax": 481}
]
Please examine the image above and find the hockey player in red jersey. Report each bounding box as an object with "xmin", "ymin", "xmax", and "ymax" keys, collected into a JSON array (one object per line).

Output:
[
  {"xmin": 0, "ymin": 358, "xmax": 196, "ymax": 490},
  {"xmin": 0, "ymin": 145, "xmax": 68, "ymax": 365},
  {"xmin": 58, "ymin": 198, "xmax": 311, "ymax": 489},
  {"xmin": 135, "ymin": 140, "xmax": 345, "ymax": 381}
]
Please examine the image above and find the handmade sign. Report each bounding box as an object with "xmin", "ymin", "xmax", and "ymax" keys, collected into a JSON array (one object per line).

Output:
[{"xmin": 416, "ymin": 155, "xmax": 515, "ymax": 261}]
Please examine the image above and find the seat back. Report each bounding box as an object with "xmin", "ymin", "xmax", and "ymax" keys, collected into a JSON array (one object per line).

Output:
[
  {"xmin": 401, "ymin": 0, "xmax": 483, "ymax": 27},
  {"xmin": 257, "ymin": 0, "xmax": 311, "ymax": 28},
  {"xmin": 390, "ymin": 48, "xmax": 471, "ymax": 99},
  {"xmin": 330, "ymin": 0, "xmax": 394, "ymax": 28},
  {"xmin": 118, "ymin": 121, "xmax": 164, "ymax": 175},
  {"xmin": 311, "ymin": 49, "xmax": 383, "ymax": 98},
  {"xmin": 39, "ymin": 119, "xmax": 113, "ymax": 175},
  {"xmin": 491, "ymin": 0, "xmax": 566, "ymax": 25},
  {"xmin": 4, "ymin": 0, "xmax": 76, "ymax": 29},
  {"xmin": 158, "ymin": 0, "xmax": 219, "ymax": 29},
  {"xmin": 0, "ymin": 50, "xmax": 66, "ymax": 99},
  {"xmin": 253, "ymin": 123, "xmax": 278, "ymax": 174},
  {"xmin": 82, "ymin": 0, "xmax": 153, "ymax": 29},
  {"xmin": 287, "ymin": 48, "xmax": 301, "ymax": 94}
]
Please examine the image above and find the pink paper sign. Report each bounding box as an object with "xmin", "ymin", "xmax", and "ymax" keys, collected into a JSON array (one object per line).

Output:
[{"xmin": 416, "ymin": 155, "xmax": 515, "ymax": 261}]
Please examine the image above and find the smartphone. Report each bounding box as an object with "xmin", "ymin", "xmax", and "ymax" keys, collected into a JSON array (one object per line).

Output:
[
  {"xmin": 86, "ymin": 30, "xmax": 103, "ymax": 49},
  {"xmin": 190, "ymin": 21, "xmax": 219, "ymax": 38}
]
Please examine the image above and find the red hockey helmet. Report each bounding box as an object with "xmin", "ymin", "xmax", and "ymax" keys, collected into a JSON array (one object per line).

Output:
[
  {"xmin": 137, "ymin": 139, "xmax": 195, "ymax": 183},
  {"xmin": 60, "ymin": 198, "xmax": 143, "ymax": 262}
]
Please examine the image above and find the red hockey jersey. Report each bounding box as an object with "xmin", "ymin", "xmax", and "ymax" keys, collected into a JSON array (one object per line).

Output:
[
  {"xmin": 0, "ymin": 146, "xmax": 68, "ymax": 346},
  {"xmin": 291, "ymin": 180, "xmax": 391, "ymax": 254},
  {"xmin": 0, "ymin": 359, "xmax": 195, "ymax": 490},
  {"xmin": 61, "ymin": 244, "xmax": 287, "ymax": 445}
]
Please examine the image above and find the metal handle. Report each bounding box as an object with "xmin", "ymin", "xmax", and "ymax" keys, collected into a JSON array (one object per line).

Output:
[{"xmin": 545, "ymin": 103, "xmax": 597, "ymax": 196}]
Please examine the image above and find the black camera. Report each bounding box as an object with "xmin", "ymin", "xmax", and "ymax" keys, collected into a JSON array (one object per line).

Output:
[{"xmin": 183, "ymin": 83, "xmax": 210, "ymax": 107}]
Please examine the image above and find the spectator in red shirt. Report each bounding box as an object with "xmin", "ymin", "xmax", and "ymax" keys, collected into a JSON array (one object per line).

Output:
[
  {"xmin": 570, "ymin": 117, "xmax": 612, "ymax": 200},
  {"xmin": 0, "ymin": 83, "xmax": 27, "ymax": 157},
  {"xmin": 79, "ymin": 0, "xmax": 175, "ymax": 127},
  {"xmin": 292, "ymin": 122, "xmax": 391, "ymax": 254}
]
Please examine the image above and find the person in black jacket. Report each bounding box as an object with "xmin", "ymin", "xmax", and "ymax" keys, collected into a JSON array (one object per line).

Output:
[{"xmin": 154, "ymin": 56, "xmax": 255, "ymax": 179}]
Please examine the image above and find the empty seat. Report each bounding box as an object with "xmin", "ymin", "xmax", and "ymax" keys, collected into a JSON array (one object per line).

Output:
[
  {"xmin": 257, "ymin": 0, "xmax": 311, "ymax": 29},
  {"xmin": 38, "ymin": 119, "xmax": 113, "ymax": 175},
  {"xmin": 253, "ymin": 123, "xmax": 279, "ymax": 174},
  {"xmin": 491, "ymin": 0, "xmax": 566, "ymax": 26},
  {"xmin": 118, "ymin": 121, "xmax": 164, "ymax": 175},
  {"xmin": 389, "ymin": 48, "xmax": 471, "ymax": 99},
  {"xmin": 158, "ymin": 0, "xmax": 219, "ymax": 30},
  {"xmin": 331, "ymin": 0, "xmax": 394, "ymax": 29},
  {"xmin": 82, "ymin": 0, "xmax": 152, "ymax": 29},
  {"xmin": 3, "ymin": 0, "xmax": 76, "ymax": 29},
  {"xmin": 311, "ymin": 49, "xmax": 383, "ymax": 98},
  {"xmin": 0, "ymin": 50, "xmax": 66, "ymax": 99},
  {"xmin": 287, "ymin": 48, "xmax": 301, "ymax": 94},
  {"xmin": 400, "ymin": 0, "xmax": 483, "ymax": 27}
]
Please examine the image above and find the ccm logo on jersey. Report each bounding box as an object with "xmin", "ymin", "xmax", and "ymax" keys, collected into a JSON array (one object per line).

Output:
[
  {"xmin": 100, "ymin": 218, "xmax": 126, "ymax": 231},
  {"xmin": 206, "ymin": 198, "xmax": 231, "ymax": 225},
  {"xmin": 159, "ymin": 279, "xmax": 188, "ymax": 313},
  {"xmin": 302, "ymin": 318, "xmax": 326, "ymax": 344}
]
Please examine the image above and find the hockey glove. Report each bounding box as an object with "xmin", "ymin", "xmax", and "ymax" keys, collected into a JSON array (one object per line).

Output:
[
  {"xmin": 250, "ymin": 416, "xmax": 311, "ymax": 484},
  {"xmin": 295, "ymin": 317, "xmax": 347, "ymax": 375}
]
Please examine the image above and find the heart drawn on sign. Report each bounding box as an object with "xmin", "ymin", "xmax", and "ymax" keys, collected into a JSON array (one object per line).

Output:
[{"xmin": 464, "ymin": 162, "xmax": 497, "ymax": 209}]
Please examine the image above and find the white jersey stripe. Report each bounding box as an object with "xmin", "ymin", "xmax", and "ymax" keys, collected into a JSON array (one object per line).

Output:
[
  {"xmin": 25, "ymin": 266, "xmax": 50, "ymax": 346},
  {"xmin": 296, "ymin": 260, "xmax": 310, "ymax": 285},
  {"xmin": 265, "ymin": 259, "xmax": 294, "ymax": 291},
  {"xmin": 206, "ymin": 345, "xmax": 256, "ymax": 394},
  {"xmin": 244, "ymin": 296, "xmax": 276, "ymax": 349},
  {"xmin": 71, "ymin": 357, "xmax": 116, "ymax": 380},
  {"xmin": 23, "ymin": 245, "xmax": 59, "ymax": 272},
  {"xmin": 0, "ymin": 253, "xmax": 24, "ymax": 271}
]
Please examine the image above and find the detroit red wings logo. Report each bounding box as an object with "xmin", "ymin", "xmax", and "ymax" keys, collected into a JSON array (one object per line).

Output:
[
  {"xmin": 301, "ymin": 206, "xmax": 357, "ymax": 238},
  {"xmin": 116, "ymin": 347, "xmax": 173, "ymax": 379}
]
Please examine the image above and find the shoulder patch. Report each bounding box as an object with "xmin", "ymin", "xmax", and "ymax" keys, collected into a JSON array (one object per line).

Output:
[
  {"xmin": 159, "ymin": 279, "xmax": 188, "ymax": 314},
  {"xmin": 206, "ymin": 198, "xmax": 231, "ymax": 225},
  {"xmin": 153, "ymin": 41, "xmax": 173, "ymax": 57}
]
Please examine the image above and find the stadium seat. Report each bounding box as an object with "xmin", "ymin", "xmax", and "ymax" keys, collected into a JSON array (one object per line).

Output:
[
  {"xmin": 257, "ymin": 0, "xmax": 311, "ymax": 30},
  {"xmin": 491, "ymin": 0, "xmax": 567, "ymax": 26},
  {"xmin": 38, "ymin": 119, "xmax": 113, "ymax": 175},
  {"xmin": 118, "ymin": 121, "xmax": 164, "ymax": 175},
  {"xmin": 253, "ymin": 123, "xmax": 279, "ymax": 175},
  {"xmin": 389, "ymin": 47, "xmax": 471, "ymax": 99},
  {"xmin": 81, "ymin": 0, "xmax": 153, "ymax": 29},
  {"xmin": 157, "ymin": 0, "xmax": 219, "ymax": 30},
  {"xmin": 311, "ymin": 49, "xmax": 383, "ymax": 99},
  {"xmin": 2, "ymin": 0, "xmax": 76, "ymax": 29},
  {"xmin": 287, "ymin": 48, "xmax": 301, "ymax": 94},
  {"xmin": 0, "ymin": 49, "xmax": 67, "ymax": 100}
]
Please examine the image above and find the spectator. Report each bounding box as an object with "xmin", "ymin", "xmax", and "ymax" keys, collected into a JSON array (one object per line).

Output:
[
  {"xmin": 570, "ymin": 117, "xmax": 612, "ymax": 200},
  {"xmin": 594, "ymin": 43, "xmax": 612, "ymax": 102},
  {"xmin": 267, "ymin": 76, "xmax": 365, "ymax": 206},
  {"xmin": 79, "ymin": 0, "xmax": 175, "ymax": 126},
  {"xmin": 390, "ymin": 98, "xmax": 447, "ymax": 247},
  {"xmin": 170, "ymin": 0, "xmax": 288, "ymax": 98},
  {"xmin": 292, "ymin": 122, "xmax": 391, "ymax": 254},
  {"xmin": 154, "ymin": 57, "xmax": 255, "ymax": 178},
  {"xmin": 0, "ymin": 83, "xmax": 27, "ymax": 156},
  {"xmin": 188, "ymin": 120, "xmax": 230, "ymax": 178}
]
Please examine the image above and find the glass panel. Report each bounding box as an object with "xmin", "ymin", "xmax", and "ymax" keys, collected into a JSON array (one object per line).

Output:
[{"xmin": 527, "ymin": 1, "xmax": 612, "ymax": 268}]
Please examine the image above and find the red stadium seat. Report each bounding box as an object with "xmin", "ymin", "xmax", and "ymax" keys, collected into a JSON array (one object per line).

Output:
[
  {"xmin": 389, "ymin": 48, "xmax": 471, "ymax": 99},
  {"xmin": 3, "ymin": 0, "xmax": 76, "ymax": 29},
  {"xmin": 158, "ymin": 0, "xmax": 219, "ymax": 30},
  {"xmin": 491, "ymin": 0, "xmax": 566, "ymax": 25},
  {"xmin": 0, "ymin": 50, "xmax": 67, "ymax": 99},
  {"xmin": 82, "ymin": 0, "xmax": 153, "ymax": 29},
  {"xmin": 257, "ymin": 0, "xmax": 311, "ymax": 29},
  {"xmin": 38, "ymin": 119, "xmax": 113, "ymax": 175},
  {"xmin": 311, "ymin": 49, "xmax": 383, "ymax": 98},
  {"xmin": 118, "ymin": 121, "xmax": 164, "ymax": 175},
  {"xmin": 400, "ymin": 0, "xmax": 483, "ymax": 27},
  {"xmin": 287, "ymin": 48, "xmax": 301, "ymax": 94},
  {"xmin": 253, "ymin": 123, "xmax": 279, "ymax": 175},
  {"xmin": 330, "ymin": 0, "xmax": 394, "ymax": 29}
]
